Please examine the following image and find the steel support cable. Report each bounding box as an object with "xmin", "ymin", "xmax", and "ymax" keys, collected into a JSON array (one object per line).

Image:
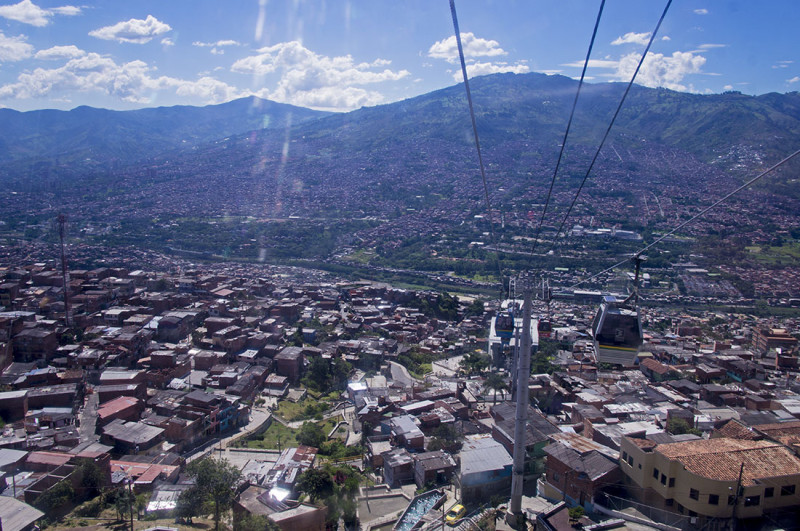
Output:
[
  {"xmin": 449, "ymin": 0, "xmax": 506, "ymax": 296},
  {"xmin": 531, "ymin": 0, "xmax": 606, "ymax": 256},
  {"xmin": 569, "ymin": 146, "xmax": 800, "ymax": 289},
  {"xmin": 548, "ymin": 0, "xmax": 673, "ymax": 254}
]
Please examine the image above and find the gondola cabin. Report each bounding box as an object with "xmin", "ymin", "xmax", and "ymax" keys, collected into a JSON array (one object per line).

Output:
[
  {"xmin": 591, "ymin": 295, "xmax": 642, "ymax": 366},
  {"xmin": 494, "ymin": 311, "xmax": 515, "ymax": 345},
  {"xmin": 537, "ymin": 319, "xmax": 552, "ymax": 339}
]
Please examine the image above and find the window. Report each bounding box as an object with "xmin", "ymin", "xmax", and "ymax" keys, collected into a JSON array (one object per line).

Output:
[
  {"xmin": 627, "ymin": 456, "xmax": 633, "ymax": 466},
  {"xmin": 668, "ymin": 477, "xmax": 675, "ymax": 487},
  {"xmin": 708, "ymin": 494, "xmax": 719, "ymax": 505},
  {"xmin": 660, "ymin": 473, "xmax": 666, "ymax": 485},
  {"xmin": 689, "ymin": 488, "xmax": 699, "ymax": 500},
  {"xmin": 553, "ymin": 472, "xmax": 560, "ymax": 482},
  {"xmin": 638, "ymin": 463, "xmax": 642, "ymax": 469},
  {"xmin": 653, "ymin": 468, "xmax": 659, "ymax": 479},
  {"xmin": 728, "ymin": 495, "xmax": 736, "ymax": 506},
  {"xmin": 780, "ymin": 485, "xmax": 795, "ymax": 496},
  {"xmin": 744, "ymin": 495, "xmax": 760, "ymax": 507},
  {"xmin": 765, "ymin": 487, "xmax": 774, "ymax": 498},
  {"xmin": 622, "ymin": 451, "xmax": 628, "ymax": 461},
  {"xmin": 665, "ymin": 498, "xmax": 674, "ymax": 507}
]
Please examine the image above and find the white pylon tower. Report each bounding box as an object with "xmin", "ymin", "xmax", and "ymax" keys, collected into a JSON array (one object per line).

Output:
[{"xmin": 508, "ymin": 273, "xmax": 533, "ymax": 523}]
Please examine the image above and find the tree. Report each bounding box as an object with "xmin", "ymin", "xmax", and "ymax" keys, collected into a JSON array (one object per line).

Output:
[
  {"xmin": 428, "ymin": 423, "xmax": 463, "ymax": 453},
  {"xmin": 114, "ymin": 487, "xmax": 135, "ymax": 523},
  {"xmin": 297, "ymin": 468, "xmax": 334, "ymax": 502},
  {"xmin": 460, "ymin": 350, "xmax": 489, "ymax": 376},
  {"xmin": 176, "ymin": 488, "xmax": 203, "ymax": 524},
  {"xmin": 297, "ymin": 421, "xmax": 326, "ymax": 448},
  {"xmin": 484, "ymin": 372, "xmax": 509, "ymax": 405},
  {"xmin": 233, "ymin": 512, "xmax": 280, "ymax": 531},
  {"xmin": 185, "ymin": 457, "xmax": 242, "ymax": 531},
  {"xmin": 666, "ymin": 417, "xmax": 702, "ymax": 437},
  {"xmin": 568, "ymin": 506, "xmax": 585, "ymax": 521},
  {"xmin": 77, "ymin": 459, "xmax": 105, "ymax": 500},
  {"xmin": 34, "ymin": 481, "xmax": 74, "ymax": 516}
]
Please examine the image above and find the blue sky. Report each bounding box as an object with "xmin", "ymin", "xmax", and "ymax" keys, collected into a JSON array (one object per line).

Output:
[{"xmin": 0, "ymin": 0, "xmax": 797, "ymax": 112}]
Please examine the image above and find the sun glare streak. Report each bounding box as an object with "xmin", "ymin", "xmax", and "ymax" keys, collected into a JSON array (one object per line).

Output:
[{"xmin": 255, "ymin": 0, "xmax": 267, "ymax": 41}]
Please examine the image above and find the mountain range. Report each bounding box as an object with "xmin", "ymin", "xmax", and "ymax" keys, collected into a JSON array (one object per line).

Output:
[
  {"xmin": 2, "ymin": 73, "xmax": 800, "ymax": 179},
  {"xmin": 2, "ymin": 72, "xmax": 800, "ymax": 271}
]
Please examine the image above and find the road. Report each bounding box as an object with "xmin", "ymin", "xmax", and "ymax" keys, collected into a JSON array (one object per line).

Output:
[
  {"xmin": 185, "ymin": 407, "xmax": 271, "ymax": 464},
  {"xmin": 79, "ymin": 391, "xmax": 99, "ymax": 444},
  {"xmin": 390, "ymin": 361, "xmax": 419, "ymax": 389}
]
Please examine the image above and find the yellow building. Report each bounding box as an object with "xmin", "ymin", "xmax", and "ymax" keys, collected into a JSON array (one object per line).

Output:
[{"xmin": 619, "ymin": 436, "xmax": 800, "ymax": 521}]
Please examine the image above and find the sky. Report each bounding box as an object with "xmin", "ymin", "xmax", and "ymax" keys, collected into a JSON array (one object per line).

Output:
[{"xmin": 0, "ymin": 0, "xmax": 797, "ymax": 112}]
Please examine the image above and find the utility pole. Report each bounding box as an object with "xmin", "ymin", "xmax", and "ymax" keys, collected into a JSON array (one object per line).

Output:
[
  {"xmin": 127, "ymin": 477, "xmax": 135, "ymax": 531},
  {"xmin": 56, "ymin": 214, "xmax": 72, "ymax": 327},
  {"xmin": 731, "ymin": 463, "xmax": 744, "ymax": 531},
  {"xmin": 509, "ymin": 274, "xmax": 533, "ymax": 524}
]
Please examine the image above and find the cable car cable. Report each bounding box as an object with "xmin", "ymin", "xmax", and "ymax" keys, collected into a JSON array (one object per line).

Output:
[
  {"xmin": 449, "ymin": 0, "xmax": 507, "ymax": 297},
  {"xmin": 569, "ymin": 146, "xmax": 800, "ymax": 290},
  {"xmin": 548, "ymin": 0, "xmax": 673, "ymax": 255},
  {"xmin": 531, "ymin": 0, "xmax": 606, "ymax": 256}
]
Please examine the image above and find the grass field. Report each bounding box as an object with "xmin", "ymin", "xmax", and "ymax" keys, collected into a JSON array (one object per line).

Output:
[{"xmin": 239, "ymin": 417, "xmax": 341, "ymax": 450}]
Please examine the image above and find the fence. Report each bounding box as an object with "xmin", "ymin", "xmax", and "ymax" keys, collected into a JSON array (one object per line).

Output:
[{"xmin": 595, "ymin": 492, "xmax": 690, "ymax": 530}]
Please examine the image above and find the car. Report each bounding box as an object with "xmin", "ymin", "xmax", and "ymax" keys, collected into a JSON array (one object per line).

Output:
[{"xmin": 445, "ymin": 504, "xmax": 466, "ymax": 525}]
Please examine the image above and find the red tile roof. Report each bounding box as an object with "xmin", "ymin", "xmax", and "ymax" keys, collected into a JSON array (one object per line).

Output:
[{"xmin": 657, "ymin": 438, "xmax": 800, "ymax": 486}]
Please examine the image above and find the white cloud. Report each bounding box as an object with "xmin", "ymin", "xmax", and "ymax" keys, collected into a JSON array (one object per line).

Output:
[
  {"xmin": 193, "ymin": 39, "xmax": 242, "ymax": 48},
  {"xmin": 723, "ymin": 84, "xmax": 733, "ymax": 90},
  {"xmin": 698, "ymin": 43, "xmax": 727, "ymax": 50},
  {"xmin": 616, "ymin": 51, "xmax": 706, "ymax": 91},
  {"xmin": 427, "ymin": 33, "xmax": 529, "ymax": 83},
  {"xmin": 694, "ymin": 8, "xmax": 709, "ymax": 15},
  {"xmin": 161, "ymin": 37, "xmax": 174, "ymax": 47},
  {"xmin": 0, "ymin": 52, "xmax": 243, "ymax": 104},
  {"xmin": 0, "ymin": 31, "xmax": 33, "ymax": 61},
  {"xmin": 611, "ymin": 32, "xmax": 651, "ymax": 46},
  {"xmin": 789, "ymin": 77, "xmax": 800, "ymax": 84},
  {"xmin": 89, "ymin": 15, "xmax": 171, "ymax": 44},
  {"xmin": 562, "ymin": 59, "xmax": 620, "ymax": 69},
  {"xmin": 662, "ymin": 36, "xmax": 671, "ymax": 41},
  {"xmin": 565, "ymin": 50, "xmax": 706, "ymax": 92},
  {"xmin": 231, "ymin": 40, "xmax": 409, "ymax": 111},
  {"xmin": 451, "ymin": 61, "xmax": 530, "ymax": 81},
  {"xmin": 0, "ymin": 0, "xmax": 79, "ymax": 26},
  {"xmin": 428, "ymin": 32, "xmax": 507, "ymax": 63},
  {"xmin": 34, "ymin": 44, "xmax": 84, "ymax": 60},
  {"xmin": 538, "ymin": 69, "xmax": 563, "ymax": 75},
  {"xmin": 772, "ymin": 60, "xmax": 793, "ymax": 69}
]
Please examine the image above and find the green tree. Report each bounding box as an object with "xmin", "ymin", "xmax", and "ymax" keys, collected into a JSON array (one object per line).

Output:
[
  {"xmin": 465, "ymin": 299, "xmax": 485, "ymax": 318},
  {"xmin": 176, "ymin": 488, "xmax": 202, "ymax": 524},
  {"xmin": 297, "ymin": 421, "xmax": 326, "ymax": 448},
  {"xmin": 568, "ymin": 506, "xmax": 585, "ymax": 521},
  {"xmin": 484, "ymin": 372, "xmax": 509, "ymax": 405},
  {"xmin": 113, "ymin": 487, "xmax": 135, "ymax": 522},
  {"xmin": 233, "ymin": 512, "xmax": 280, "ymax": 531},
  {"xmin": 34, "ymin": 481, "xmax": 74, "ymax": 516},
  {"xmin": 666, "ymin": 417, "xmax": 702, "ymax": 437},
  {"xmin": 460, "ymin": 350, "xmax": 490, "ymax": 375},
  {"xmin": 185, "ymin": 457, "xmax": 242, "ymax": 531},
  {"xmin": 77, "ymin": 459, "xmax": 105, "ymax": 500},
  {"xmin": 296, "ymin": 468, "xmax": 334, "ymax": 502}
]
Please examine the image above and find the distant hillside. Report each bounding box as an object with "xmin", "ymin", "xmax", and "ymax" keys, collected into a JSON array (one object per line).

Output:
[
  {"xmin": 0, "ymin": 96, "xmax": 330, "ymax": 171},
  {"xmin": 284, "ymin": 72, "xmax": 800, "ymax": 168}
]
